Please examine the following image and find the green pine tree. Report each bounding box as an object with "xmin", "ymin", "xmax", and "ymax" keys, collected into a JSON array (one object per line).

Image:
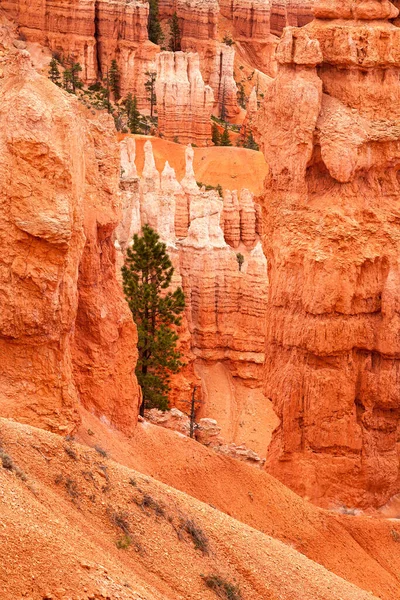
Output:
[
  {"xmin": 122, "ymin": 225, "xmax": 185, "ymax": 415},
  {"xmin": 244, "ymin": 131, "xmax": 259, "ymax": 151},
  {"xmin": 145, "ymin": 71, "xmax": 157, "ymax": 119},
  {"xmin": 211, "ymin": 122, "xmax": 220, "ymax": 146},
  {"xmin": 109, "ymin": 59, "xmax": 121, "ymax": 100},
  {"xmin": 169, "ymin": 11, "xmax": 181, "ymax": 52},
  {"xmin": 48, "ymin": 58, "xmax": 61, "ymax": 86},
  {"xmin": 127, "ymin": 95, "xmax": 141, "ymax": 134},
  {"xmin": 220, "ymin": 125, "xmax": 232, "ymax": 147},
  {"xmin": 63, "ymin": 61, "xmax": 83, "ymax": 94},
  {"xmin": 148, "ymin": 0, "xmax": 164, "ymax": 45}
]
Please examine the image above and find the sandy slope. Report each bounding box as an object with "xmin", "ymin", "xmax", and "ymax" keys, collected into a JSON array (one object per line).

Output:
[
  {"xmin": 76, "ymin": 409, "xmax": 400, "ymax": 600},
  {"xmin": 0, "ymin": 416, "xmax": 381, "ymax": 600},
  {"xmin": 118, "ymin": 135, "xmax": 268, "ymax": 195}
]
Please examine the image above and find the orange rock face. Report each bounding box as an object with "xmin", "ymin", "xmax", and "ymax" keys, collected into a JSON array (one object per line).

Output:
[
  {"xmin": 255, "ymin": 0, "xmax": 400, "ymax": 508},
  {"xmin": 0, "ymin": 24, "xmax": 139, "ymax": 434},
  {"xmin": 1, "ymin": 0, "xmax": 156, "ymax": 105},
  {"xmin": 156, "ymin": 52, "xmax": 214, "ymax": 145},
  {"xmin": 116, "ymin": 139, "xmax": 270, "ymax": 452},
  {"xmin": 270, "ymin": 0, "xmax": 314, "ymax": 36}
]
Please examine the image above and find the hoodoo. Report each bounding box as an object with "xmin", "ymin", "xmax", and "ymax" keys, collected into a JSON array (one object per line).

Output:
[{"xmin": 255, "ymin": 0, "xmax": 400, "ymax": 508}]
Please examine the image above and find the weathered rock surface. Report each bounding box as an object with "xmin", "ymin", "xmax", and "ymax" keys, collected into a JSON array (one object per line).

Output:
[
  {"xmin": 255, "ymin": 0, "xmax": 400, "ymax": 508},
  {"xmin": 117, "ymin": 139, "xmax": 271, "ymax": 453},
  {"xmin": 156, "ymin": 52, "xmax": 214, "ymax": 145},
  {"xmin": 270, "ymin": 0, "xmax": 314, "ymax": 36},
  {"xmin": 146, "ymin": 408, "xmax": 266, "ymax": 466},
  {"xmin": 1, "ymin": 0, "xmax": 156, "ymax": 105},
  {"xmin": 0, "ymin": 23, "xmax": 139, "ymax": 434}
]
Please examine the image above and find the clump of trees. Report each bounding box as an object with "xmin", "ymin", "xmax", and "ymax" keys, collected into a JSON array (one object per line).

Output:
[
  {"xmin": 47, "ymin": 55, "xmax": 158, "ymax": 135},
  {"xmin": 122, "ymin": 225, "xmax": 185, "ymax": 415}
]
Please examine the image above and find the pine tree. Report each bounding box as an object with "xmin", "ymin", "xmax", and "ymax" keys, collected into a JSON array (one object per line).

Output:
[
  {"xmin": 220, "ymin": 125, "xmax": 232, "ymax": 147},
  {"xmin": 145, "ymin": 71, "xmax": 157, "ymax": 119},
  {"xmin": 127, "ymin": 95, "xmax": 141, "ymax": 134},
  {"xmin": 244, "ymin": 131, "xmax": 259, "ymax": 151},
  {"xmin": 63, "ymin": 61, "xmax": 83, "ymax": 94},
  {"xmin": 109, "ymin": 59, "xmax": 121, "ymax": 100},
  {"xmin": 148, "ymin": 0, "xmax": 164, "ymax": 45},
  {"xmin": 122, "ymin": 225, "xmax": 185, "ymax": 415},
  {"xmin": 211, "ymin": 122, "xmax": 220, "ymax": 146},
  {"xmin": 168, "ymin": 12, "xmax": 181, "ymax": 52},
  {"xmin": 48, "ymin": 58, "xmax": 61, "ymax": 86}
]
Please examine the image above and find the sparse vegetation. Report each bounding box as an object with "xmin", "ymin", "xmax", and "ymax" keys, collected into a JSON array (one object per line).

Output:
[
  {"xmin": 129, "ymin": 477, "xmax": 137, "ymax": 487},
  {"xmin": 222, "ymin": 34, "xmax": 234, "ymax": 47},
  {"xmin": 94, "ymin": 445, "xmax": 108, "ymax": 458},
  {"xmin": 236, "ymin": 253, "xmax": 244, "ymax": 272},
  {"xmin": 220, "ymin": 125, "xmax": 232, "ymax": 147},
  {"xmin": 391, "ymin": 529, "xmax": 400, "ymax": 542},
  {"xmin": 135, "ymin": 492, "xmax": 166, "ymax": 518},
  {"xmin": 0, "ymin": 450, "xmax": 13, "ymax": 470},
  {"xmin": 116, "ymin": 534, "xmax": 132, "ymax": 549},
  {"xmin": 108, "ymin": 509, "xmax": 131, "ymax": 536},
  {"xmin": 48, "ymin": 57, "xmax": 61, "ymax": 86},
  {"xmin": 180, "ymin": 518, "xmax": 209, "ymax": 554},
  {"xmin": 148, "ymin": 0, "xmax": 163, "ymax": 45},
  {"xmin": 169, "ymin": 11, "xmax": 181, "ymax": 52},
  {"xmin": 196, "ymin": 181, "xmax": 223, "ymax": 197},
  {"xmin": 201, "ymin": 574, "xmax": 242, "ymax": 600},
  {"xmin": 145, "ymin": 70, "xmax": 157, "ymax": 119},
  {"xmin": 109, "ymin": 58, "xmax": 121, "ymax": 101},
  {"xmin": 64, "ymin": 445, "xmax": 78, "ymax": 460}
]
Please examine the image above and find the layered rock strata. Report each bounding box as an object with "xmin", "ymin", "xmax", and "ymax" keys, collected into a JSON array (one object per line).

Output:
[
  {"xmin": 117, "ymin": 139, "xmax": 271, "ymax": 452},
  {"xmin": 155, "ymin": 52, "xmax": 214, "ymax": 145},
  {"xmin": 1, "ymin": 0, "xmax": 155, "ymax": 105},
  {"xmin": 270, "ymin": 0, "xmax": 314, "ymax": 36},
  {"xmin": 255, "ymin": 0, "xmax": 400, "ymax": 508},
  {"xmin": 0, "ymin": 27, "xmax": 139, "ymax": 433}
]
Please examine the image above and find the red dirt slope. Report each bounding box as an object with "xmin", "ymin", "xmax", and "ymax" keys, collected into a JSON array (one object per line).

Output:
[{"xmin": 0, "ymin": 416, "xmax": 380, "ymax": 600}]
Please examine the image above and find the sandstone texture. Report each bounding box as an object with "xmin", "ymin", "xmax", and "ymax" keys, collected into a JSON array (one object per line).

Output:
[
  {"xmin": 0, "ymin": 20, "xmax": 139, "ymax": 434},
  {"xmin": 255, "ymin": 0, "xmax": 400, "ymax": 508},
  {"xmin": 270, "ymin": 0, "xmax": 314, "ymax": 35},
  {"xmin": 1, "ymin": 0, "xmax": 157, "ymax": 105},
  {"xmin": 155, "ymin": 52, "xmax": 214, "ymax": 145},
  {"xmin": 116, "ymin": 138, "xmax": 272, "ymax": 454}
]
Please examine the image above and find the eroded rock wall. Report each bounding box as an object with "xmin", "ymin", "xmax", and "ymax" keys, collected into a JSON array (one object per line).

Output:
[
  {"xmin": 155, "ymin": 52, "xmax": 214, "ymax": 145},
  {"xmin": 1, "ymin": 0, "xmax": 156, "ymax": 105},
  {"xmin": 117, "ymin": 139, "xmax": 272, "ymax": 453},
  {"xmin": 255, "ymin": 0, "xmax": 400, "ymax": 508},
  {"xmin": 0, "ymin": 23, "xmax": 139, "ymax": 434}
]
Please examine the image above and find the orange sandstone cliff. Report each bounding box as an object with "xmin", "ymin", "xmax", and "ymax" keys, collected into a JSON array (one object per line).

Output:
[
  {"xmin": 255, "ymin": 0, "xmax": 400, "ymax": 508},
  {"xmin": 0, "ymin": 22, "xmax": 139, "ymax": 434}
]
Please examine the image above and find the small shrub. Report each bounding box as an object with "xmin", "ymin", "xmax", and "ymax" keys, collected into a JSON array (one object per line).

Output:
[
  {"xmin": 65, "ymin": 478, "xmax": 79, "ymax": 501},
  {"xmin": 64, "ymin": 445, "xmax": 78, "ymax": 460},
  {"xmin": 129, "ymin": 477, "xmax": 137, "ymax": 487},
  {"xmin": 116, "ymin": 534, "xmax": 132, "ymax": 549},
  {"xmin": 391, "ymin": 529, "xmax": 400, "ymax": 542},
  {"xmin": 15, "ymin": 466, "xmax": 28, "ymax": 482},
  {"xmin": 201, "ymin": 574, "xmax": 242, "ymax": 600},
  {"xmin": 181, "ymin": 518, "xmax": 209, "ymax": 554},
  {"xmin": 108, "ymin": 509, "xmax": 130, "ymax": 535},
  {"xmin": 94, "ymin": 445, "xmax": 108, "ymax": 458},
  {"xmin": 0, "ymin": 451, "xmax": 14, "ymax": 470},
  {"xmin": 222, "ymin": 34, "xmax": 234, "ymax": 47},
  {"xmin": 136, "ymin": 493, "xmax": 165, "ymax": 518},
  {"xmin": 236, "ymin": 253, "xmax": 244, "ymax": 272}
]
